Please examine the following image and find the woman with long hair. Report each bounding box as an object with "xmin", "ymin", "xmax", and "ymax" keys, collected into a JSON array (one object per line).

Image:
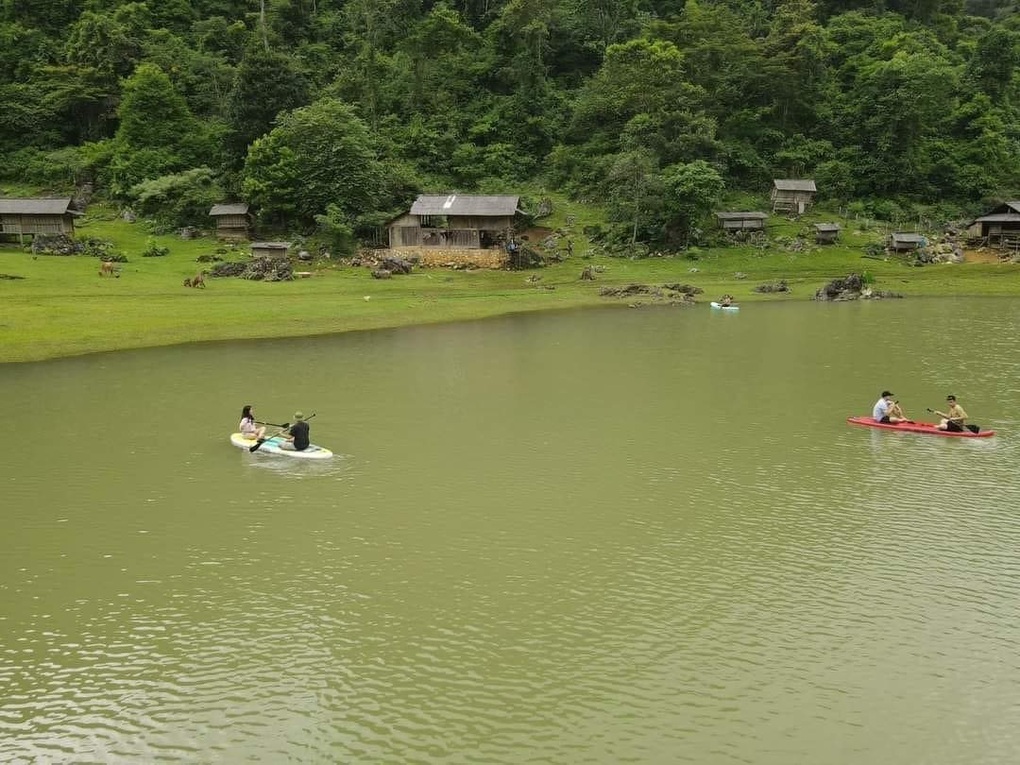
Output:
[{"xmin": 239, "ymin": 404, "xmax": 267, "ymax": 441}]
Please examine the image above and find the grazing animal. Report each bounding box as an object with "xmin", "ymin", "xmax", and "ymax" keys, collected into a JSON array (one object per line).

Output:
[
  {"xmin": 99, "ymin": 261, "xmax": 117, "ymax": 277},
  {"xmin": 184, "ymin": 274, "xmax": 206, "ymax": 288}
]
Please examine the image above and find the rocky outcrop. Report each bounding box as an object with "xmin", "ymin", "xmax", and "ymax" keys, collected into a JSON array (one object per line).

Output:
[
  {"xmin": 814, "ymin": 273, "xmax": 902, "ymax": 301},
  {"xmin": 753, "ymin": 280, "xmax": 790, "ymax": 293},
  {"xmin": 599, "ymin": 283, "xmax": 700, "ymax": 306},
  {"xmin": 209, "ymin": 256, "xmax": 293, "ymax": 281}
]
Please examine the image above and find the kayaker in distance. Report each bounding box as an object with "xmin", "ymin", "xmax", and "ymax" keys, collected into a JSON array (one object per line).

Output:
[
  {"xmin": 280, "ymin": 411, "xmax": 311, "ymax": 451},
  {"xmin": 719, "ymin": 294, "xmax": 735, "ymax": 307},
  {"xmin": 933, "ymin": 395, "xmax": 968, "ymax": 432},
  {"xmin": 239, "ymin": 405, "xmax": 266, "ymax": 441},
  {"xmin": 872, "ymin": 390, "xmax": 908, "ymax": 424}
]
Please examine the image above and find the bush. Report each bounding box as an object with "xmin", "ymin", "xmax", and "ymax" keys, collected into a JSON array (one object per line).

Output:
[
  {"xmin": 79, "ymin": 236, "xmax": 125, "ymax": 261},
  {"xmin": 141, "ymin": 238, "xmax": 170, "ymax": 258}
]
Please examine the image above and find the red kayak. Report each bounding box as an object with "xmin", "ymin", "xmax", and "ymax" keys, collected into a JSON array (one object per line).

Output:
[{"xmin": 846, "ymin": 416, "xmax": 995, "ymax": 438}]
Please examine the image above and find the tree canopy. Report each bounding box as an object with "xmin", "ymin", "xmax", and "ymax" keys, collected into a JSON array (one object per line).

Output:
[{"xmin": 0, "ymin": 0, "xmax": 1017, "ymax": 247}]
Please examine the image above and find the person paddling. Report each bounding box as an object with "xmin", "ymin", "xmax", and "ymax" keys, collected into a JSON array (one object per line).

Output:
[
  {"xmin": 933, "ymin": 395, "xmax": 968, "ymax": 432},
  {"xmin": 280, "ymin": 411, "xmax": 311, "ymax": 451},
  {"xmin": 719, "ymin": 294, "xmax": 735, "ymax": 307},
  {"xmin": 872, "ymin": 390, "xmax": 907, "ymax": 424}
]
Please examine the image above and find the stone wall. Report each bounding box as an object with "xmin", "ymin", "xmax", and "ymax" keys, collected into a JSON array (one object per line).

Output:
[{"xmin": 389, "ymin": 247, "xmax": 508, "ymax": 269}]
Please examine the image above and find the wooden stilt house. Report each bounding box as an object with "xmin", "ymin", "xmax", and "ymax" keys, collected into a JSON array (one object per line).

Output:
[
  {"xmin": 966, "ymin": 202, "xmax": 1020, "ymax": 247},
  {"xmin": 209, "ymin": 203, "xmax": 252, "ymax": 239},
  {"xmin": 771, "ymin": 180, "xmax": 817, "ymax": 214},
  {"xmin": 0, "ymin": 198, "xmax": 81, "ymax": 243},
  {"xmin": 388, "ymin": 194, "xmax": 522, "ymax": 249}
]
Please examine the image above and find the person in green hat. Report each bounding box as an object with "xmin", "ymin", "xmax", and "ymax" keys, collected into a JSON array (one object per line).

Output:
[{"xmin": 280, "ymin": 411, "xmax": 310, "ymax": 451}]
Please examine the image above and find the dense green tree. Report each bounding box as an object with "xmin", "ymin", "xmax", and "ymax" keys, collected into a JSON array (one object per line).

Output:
[
  {"xmin": 241, "ymin": 98, "xmax": 389, "ymax": 226},
  {"xmin": 0, "ymin": 0, "xmax": 1018, "ymax": 228},
  {"xmin": 142, "ymin": 29, "xmax": 235, "ymax": 119},
  {"xmin": 224, "ymin": 45, "xmax": 310, "ymax": 165},
  {"xmin": 604, "ymin": 149, "xmax": 662, "ymax": 244},
  {"xmin": 105, "ymin": 63, "xmax": 211, "ymax": 194},
  {"xmin": 660, "ymin": 160, "xmax": 726, "ymax": 246},
  {"xmin": 127, "ymin": 166, "xmax": 224, "ymax": 229}
]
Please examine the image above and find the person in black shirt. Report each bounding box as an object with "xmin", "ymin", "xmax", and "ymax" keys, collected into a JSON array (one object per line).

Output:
[{"xmin": 281, "ymin": 411, "xmax": 310, "ymax": 451}]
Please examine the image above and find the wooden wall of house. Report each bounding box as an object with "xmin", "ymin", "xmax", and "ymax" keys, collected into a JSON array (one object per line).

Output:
[
  {"xmin": 721, "ymin": 219, "xmax": 764, "ymax": 231},
  {"xmin": 771, "ymin": 190, "xmax": 814, "ymax": 212},
  {"xmin": 251, "ymin": 245, "xmax": 289, "ymax": 258},
  {"xmin": 0, "ymin": 213, "xmax": 73, "ymax": 235},
  {"xmin": 447, "ymin": 215, "xmax": 513, "ymax": 231},
  {"xmin": 215, "ymin": 214, "xmax": 249, "ymax": 234},
  {"xmin": 389, "ymin": 226, "xmax": 482, "ymax": 248}
]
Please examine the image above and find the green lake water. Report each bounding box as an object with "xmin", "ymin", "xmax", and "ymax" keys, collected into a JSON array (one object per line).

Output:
[{"xmin": 2, "ymin": 298, "xmax": 1019, "ymax": 763}]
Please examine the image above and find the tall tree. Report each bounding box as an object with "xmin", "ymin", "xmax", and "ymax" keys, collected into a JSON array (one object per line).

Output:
[
  {"xmin": 242, "ymin": 98, "xmax": 388, "ymax": 226},
  {"xmin": 106, "ymin": 62, "xmax": 210, "ymax": 194},
  {"xmin": 224, "ymin": 44, "xmax": 310, "ymax": 165}
]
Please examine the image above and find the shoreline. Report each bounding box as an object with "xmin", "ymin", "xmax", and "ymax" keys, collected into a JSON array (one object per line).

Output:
[
  {"xmin": 3, "ymin": 280, "xmax": 1017, "ymax": 365},
  {"xmin": 4, "ymin": 209, "xmax": 1020, "ymax": 364}
]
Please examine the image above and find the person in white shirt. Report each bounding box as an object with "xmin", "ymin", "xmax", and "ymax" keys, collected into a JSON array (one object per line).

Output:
[{"xmin": 872, "ymin": 390, "xmax": 907, "ymax": 424}]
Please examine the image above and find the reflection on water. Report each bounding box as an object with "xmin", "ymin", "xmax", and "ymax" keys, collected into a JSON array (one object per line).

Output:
[{"xmin": 2, "ymin": 298, "xmax": 1020, "ymax": 763}]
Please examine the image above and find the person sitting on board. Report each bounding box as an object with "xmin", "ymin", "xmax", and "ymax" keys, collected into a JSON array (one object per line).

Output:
[
  {"xmin": 239, "ymin": 405, "xmax": 266, "ymax": 441},
  {"xmin": 719, "ymin": 294, "xmax": 735, "ymax": 307},
  {"xmin": 280, "ymin": 411, "xmax": 311, "ymax": 451},
  {"xmin": 887, "ymin": 399, "xmax": 910, "ymax": 423},
  {"xmin": 872, "ymin": 390, "xmax": 907, "ymax": 424},
  {"xmin": 934, "ymin": 395, "xmax": 968, "ymax": 432}
]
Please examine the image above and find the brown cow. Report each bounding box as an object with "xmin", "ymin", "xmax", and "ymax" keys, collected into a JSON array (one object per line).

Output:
[{"xmin": 99, "ymin": 261, "xmax": 117, "ymax": 277}]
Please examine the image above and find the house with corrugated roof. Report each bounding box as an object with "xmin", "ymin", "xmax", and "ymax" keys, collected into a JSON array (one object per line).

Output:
[
  {"xmin": 251, "ymin": 241, "xmax": 291, "ymax": 258},
  {"xmin": 714, "ymin": 211, "xmax": 768, "ymax": 232},
  {"xmin": 966, "ymin": 201, "xmax": 1020, "ymax": 247},
  {"xmin": 388, "ymin": 194, "xmax": 522, "ymax": 249},
  {"xmin": 887, "ymin": 232, "xmax": 927, "ymax": 252},
  {"xmin": 771, "ymin": 179, "xmax": 817, "ymax": 214},
  {"xmin": 814, "ymin": 222, "xmax": 841, "ymax": 244},
  {"xmin": 0, "ymin": 198, "xmax": 82, "ymax": 243},
  {"xmin": 209, "ymin": 202, "xmax": 251, "ymax": 239}
]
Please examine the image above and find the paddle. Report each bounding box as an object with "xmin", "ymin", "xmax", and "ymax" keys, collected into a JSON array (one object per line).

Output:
[
  {"xmin": 255, "ymin": 420, "xmax": 289, "ymax": 428},
  {"xmin": 249, "ymin": 412, "xmax": 317, "ymax": 452},
  {"xmin": 249, "ymin": 423, "xmax": 289, "ymax": 452},
  {"xmin": 926, "ymin": 407, "xmax": 980, "ymax": 434}
]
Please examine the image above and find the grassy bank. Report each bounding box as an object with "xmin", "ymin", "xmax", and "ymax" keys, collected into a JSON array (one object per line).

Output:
[{"xmin": 2, "ymin": 201, "xmax": 1018, "ymax": 363}]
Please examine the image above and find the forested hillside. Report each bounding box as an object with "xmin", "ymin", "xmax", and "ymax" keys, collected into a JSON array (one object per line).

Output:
[{"xmin": 1, "ymin": 0, "xmax": 1018, "ymax": 250}]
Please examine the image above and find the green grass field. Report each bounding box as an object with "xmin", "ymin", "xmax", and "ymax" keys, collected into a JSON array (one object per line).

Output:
[{"xmin": 2, "ymin": 200, "xmax": 1017, "ymax": 363}]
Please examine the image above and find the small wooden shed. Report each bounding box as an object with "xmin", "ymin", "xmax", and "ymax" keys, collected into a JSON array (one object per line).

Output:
[
  {"xmin": 209, "ymin": 203, "xmax": 251, "ymax": 239},
  {"xmin": 966, "ymin": 201, "xmax": 1020, "ymax": 247},
  {"xmin": 887, "ymin": 233, "xmax": 926, "ymax": 252},
  {"xmin": 715, "ymin": 212, "xmax": 768, "ymax": 232},
  {"xmin": 389, "ymin": 194, "xmax": 522, "ymax": 249},
  {"xmin": 771, "ymin": 180, "xmax": 817, "ymax": 214},
  {"xmin": 251, "ymin": 241, "xmax": 291, "ymax": 258},
  {"xmin": 0, "ymin": 198, "xmax": 81, "ymax": 243},
  {"xmin": 814, "ymin": 223, "xmax": 841, "ymax": 244}
]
